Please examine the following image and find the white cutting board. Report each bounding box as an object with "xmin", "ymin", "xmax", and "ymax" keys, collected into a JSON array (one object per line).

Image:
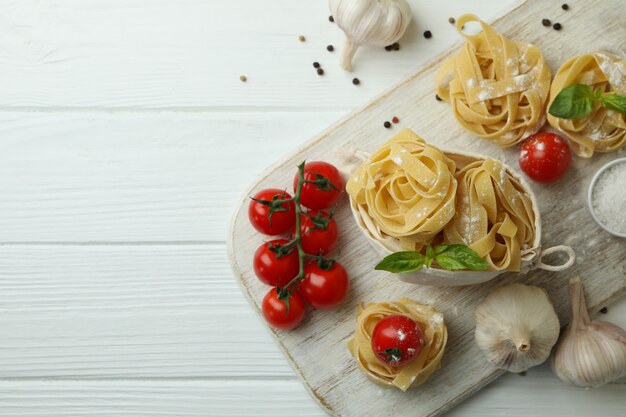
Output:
[{"xmin": 228, "ymin": 0, "xmax": 626, "ymax": 415}]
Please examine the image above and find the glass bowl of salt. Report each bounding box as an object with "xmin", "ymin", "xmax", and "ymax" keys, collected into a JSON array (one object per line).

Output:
[{"xmin": 588, "ymin": 157, "xmax": 626, "ymax": 238}]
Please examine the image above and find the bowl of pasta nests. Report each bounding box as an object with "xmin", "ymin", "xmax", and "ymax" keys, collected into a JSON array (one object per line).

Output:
[{"xmin": 345, "ymin": 129, "xmax": 575, "ymax": 286}]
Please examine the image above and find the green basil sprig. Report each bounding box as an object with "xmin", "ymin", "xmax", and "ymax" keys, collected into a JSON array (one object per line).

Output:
[
  {"xmin": 548, "ymin": 83, "xmax": 626, "ymax": 120},
  {"xmin": 375, "ymin": 244, "xmax": 489, "ymax": 273}
]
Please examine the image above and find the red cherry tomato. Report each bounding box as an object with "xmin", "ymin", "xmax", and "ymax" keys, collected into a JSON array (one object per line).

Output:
[
  {"xmin": 262, "ymin": 288, "xmax": 306, "ymax": 330},
  {"xmin": 519, "ymin": 133, "xmax": 571, "ymax": 183},
  {"xmin": 371, "ymin": 315, "xmax": 425, "ymax": 367},
  {"xmin": 248, "ymin": 189, "xmax": 296, "ymax": 235},
  {"xmin": 294, "ymin": 161, "xmax": 344, "ymax": 210},
  {"xmin": 253, "ymin": 239, "xmax": 300, "ymax": 286},
  {"xmin": 300, "ymin": 261, "xmax": 349, "ymax": 309},
  {"xmin": 294, "ymin": 210, "xmax": 338, "ymax": 255}
]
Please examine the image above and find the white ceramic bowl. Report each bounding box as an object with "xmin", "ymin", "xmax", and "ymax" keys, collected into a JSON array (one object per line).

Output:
[
  {"xmin": 349, "ymin": 148, "xmax": 575, "ymax": 286},
  {"xmin": 587, "ymin": 157, "xmax": 626, "ymax": 238}
]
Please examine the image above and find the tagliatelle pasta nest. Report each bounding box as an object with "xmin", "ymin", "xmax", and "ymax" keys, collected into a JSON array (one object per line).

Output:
[
  {"xmin": 347, "ymin": 299, "xmax": 447, "ymax": 391},
  {"xmin": 346, "ymin": 129, "xmax": 457, "ymax": 250},
  {"xmin": 443, "ymin": 158, "xmax": 536, "ymax": 271},
  {"xmin": 346, "ymin": 129, "xmax": 539, "ymax": 272},
  {"xmin": 547, "ymin": 51, "xmax": 626, "ymax": 158},
  {"xmin": 436, "ymin": 14, "xmax": 551, "ymax": 147}
]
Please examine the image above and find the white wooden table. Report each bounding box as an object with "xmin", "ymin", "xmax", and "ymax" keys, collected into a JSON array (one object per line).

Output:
[{"xmin": 1, "ymin": 1, "xmax": 624, "ymax": 416}]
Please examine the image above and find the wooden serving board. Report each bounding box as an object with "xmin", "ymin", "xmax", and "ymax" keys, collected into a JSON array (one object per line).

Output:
[{"xmin": 228, "ymin": 1, "xmax": 626, "ymax": 415}]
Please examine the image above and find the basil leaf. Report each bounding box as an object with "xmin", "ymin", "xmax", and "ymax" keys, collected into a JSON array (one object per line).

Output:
[
  {"xmin": 375, "ymin": 251, "xmax": 425, "ymax": 273},
  {"xmin": 548, "ymin": 84, "xmax": 596, "ymax": 120},
  {"xmin": 599, "ymin": 93, "xmax": 626, "ymax": 114},
  {"xmin": 434, "ymin": 244, "xmax": 489, "ymax": 271}
]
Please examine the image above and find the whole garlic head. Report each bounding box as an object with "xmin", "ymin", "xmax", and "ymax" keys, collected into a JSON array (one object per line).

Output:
[
  {"xmin": 551, "ymin": 277, "xmax": 626, "ymax": 388},
  {"xmin": 329, "ymin": 0, "xmax": 412, "ymax": 71},
  {"xmin": 475, "ymin": 283, "xmax": 560, "ymax": 373}
]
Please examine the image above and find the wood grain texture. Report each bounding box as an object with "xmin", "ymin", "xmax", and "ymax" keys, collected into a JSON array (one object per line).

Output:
[
  {"xmin": 229, "ymin": 1, "xmax": 626, "ymax": 416},
  {"xmin": 0, "ymin": 0, "xmax": 511, "ymax": 110},
  {"xmin": 0, "ymin": 244, "xmax": 295, "ymax": 378},
  {"xmin": 0, "ymin": 111, "xmax": 340, "ymax": 242},
  {"xmin": 1, "ymin": 0, "xmax": 626, "ymax": 416},
  {"xmin": 0, "ymin": 366, "xmax": 624, "ymax": 417}
]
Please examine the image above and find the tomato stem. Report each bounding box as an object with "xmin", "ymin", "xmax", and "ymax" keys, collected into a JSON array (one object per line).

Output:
[
  {"xmin": 279, "ymin": 161, "xmax": 307, "ymax": 296},
  {"xmin": 271, "ymin": 161, "xmax": 337, "ymax": 302}
]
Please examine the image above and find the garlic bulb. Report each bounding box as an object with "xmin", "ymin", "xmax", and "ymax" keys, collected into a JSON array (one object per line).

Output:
[
  {"xmin": 329, "ymin": 0, "xmax": 412, "ymax": 71},
  {"xmin": 475, "ymin": 283, "xmax": 560, "ymax": 373},
  {"xmin": 551, "ymin": 277, "xmax": 626, "ymax": 387}
]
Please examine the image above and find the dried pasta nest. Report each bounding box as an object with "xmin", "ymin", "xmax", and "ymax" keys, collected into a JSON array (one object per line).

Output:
[
  {"xmin": 436, "ymin": 14, "xmax": 551, "ymax": 147},
  {"xmin": 346, "ymin": 129, "xmax": 573, "ymax": 286},
  {"xmin": 547, "ymin": 51, "xmax": 626, "ymax": 158},
  {"xmin": 347, "ymin": 299, "xmax": 447, "ymax": 391}
]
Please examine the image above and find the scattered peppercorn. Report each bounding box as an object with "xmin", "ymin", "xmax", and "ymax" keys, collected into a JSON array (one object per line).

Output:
[
  {"xmin": 239, "ymin": 75, "xmax": 247, "ymax": 82},
  {"xmin": 600, "ymin": 307, "xmax": 608, "ymax": 314},
  {"xmin": 392, "ymin": 116, "xmax": 399, "ymax": 124},
  {"xmin": 313, "ymin": 62, "xmax": 320, "ymax": 69},
  {"xmin": 393, "ymin": 42, "xmax": 400, "ymax": 51},
  {"xmin": 542, "ymin": 18, "xmax": 551, "ymax": 27},
  {"xmin": 553, "ymin": 22, "xmax": 562, "ymax": 31},
  {"xmin": 317, "ymin": 68, "xmax": 324, "ymax": 76},
  {"xmin": 423, "ymin": 30, "xmax": 432, "ymax": 39},
  {"xmin": 327, "ymin": 45, "xmax": 334, "ymax": 52},
  {"xmin": 352, "ymin": 78, "xmax": 360, "ymax": 85},
  {"xmin": 519, "ymin": 371, "xmax": 527, "ymax": 377},
  {"xmin": 436, "ymin": 94, "xmax": 442, "ymax": 101},
  {"xmin": 562, "ymin": 3, "xmax": 569, "ymax": 10},
  {"xmin": 329, "ymin": 15, "xmax": 334, "ymax": 23},
  {"xmin": 448, "ymin": 17, "xmax": 455, "ymax": 24},
  {"xmin": 384, "ymin": 45, "xmax": 393, "ymax": 51},
  {"xmin": 298, "ymin": 35, "xmax": 306, "ymax": 42},
  {"xmin": 384, "ymin": 121, "xmax": 391, "ymax": 128}
]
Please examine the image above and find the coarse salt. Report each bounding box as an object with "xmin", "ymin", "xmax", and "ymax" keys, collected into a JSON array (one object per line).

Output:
[{"xmin": 591, "ymin": 161, "xmax": 626, "ymax": 234}]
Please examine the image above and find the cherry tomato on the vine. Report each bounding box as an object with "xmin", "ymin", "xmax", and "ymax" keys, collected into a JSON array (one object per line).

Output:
[
  {"xmin": 519, "ymin": 132, "xmax": 571, "ymax": 183},
  {"xmin": 262, "ymin": 288, "xmax": 306, "ymax": 330},
  {"xmin": 371, "ymin": 315, "xmax": 425, "ymax": 367},
  {"xmin": 300, "ymin": 261, "xmax": 349, "ymax": 309},
  {"xmin": 248, "ymin": 188, "xmax": 296, "ymax": 235},
  {"xmin": 294, "ymin": 161, "xmax": 344, "ymax": 210},
  {"xmin": 295, "ymin": 210, "xmax": 338, "ymax": 255},
  {"xmin": 253, "ymin": 239, "xmax": 299, "ymax": 286}
]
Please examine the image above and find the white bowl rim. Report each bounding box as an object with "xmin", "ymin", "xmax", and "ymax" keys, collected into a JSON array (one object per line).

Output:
[{"xmin": 587, "ymin": 157, "xmax": 626, "ymax": 238}]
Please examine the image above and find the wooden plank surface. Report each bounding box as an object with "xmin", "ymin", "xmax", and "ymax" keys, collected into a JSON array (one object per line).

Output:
[
  {"xmin": 1, "ymin": 0, "xmax": 625, "ymax": 416},
  {"xmin": 0, "ymin": 369, "xmax": 624, "ymax": 417},
  {"xmin": 228, "ymin": 0, "xmax": 626, "ymax": 416},
  {"xmin": 0, "ymin": 0, "xmax": 510, "ymax": 109}
]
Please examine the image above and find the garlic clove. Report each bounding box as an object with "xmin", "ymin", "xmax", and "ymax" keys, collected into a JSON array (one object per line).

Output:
[
  {"xmin": 551, "ymin": 276, "xmax": 626, "ymax": 388},
  {"xmin": 329, "ymin": 0, "xmax": 412, "ymax": 71},
  {"xmin": 474, "ymin": 283, "xmax": 560, "ymax": 373}
]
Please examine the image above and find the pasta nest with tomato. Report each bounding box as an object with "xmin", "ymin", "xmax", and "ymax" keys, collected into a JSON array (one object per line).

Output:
[{"xmin": 347, "ymin": 299, "xmax": 447, "ymax": 391}]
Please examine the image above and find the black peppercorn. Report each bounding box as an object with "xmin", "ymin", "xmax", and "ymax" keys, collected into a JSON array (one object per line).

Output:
[
  {"xmin": 384, "ymin": 121, "xmax": 391, "ymax": 128},
  {"xmin": 385, "ymin": 45, "xmax": 393, "ymax": 51},
  {"xmin": 600, "ymin": 307, "xmax": 608, "ymax": 314},
  {"xmin": 317, "ymin": 68, "xmax": 324, "ymax": 76},
  {"xmin": 553, "ymin": 22, "xmax": 562, "ymax": 31},
  {"xmin": 423, "ymin": 30, "xmax": 432, "ymax": 39},
  {"xmin": 393, "ymin": 43, "xmax": 400, "ymax": 51},
  {"xmin": 562, "ymin": 3, "xmax": 569, "ymax": 10},
  {"xmin": 352, "ymin": 78, "xmax": 360, "ymax": 85},
  {"xmin": 448, "ymin": 17, "xmax": 455, "ymax": 24},
  {"xmin": 313, "ymin": 62, "xmax": 320, "ymax": 69},
  {"xmin": 435, "ymin": 94, "xmax": 442, "ymax": 101},
  {"xmin": 329, "ymin": 15, "xmax": 334, "ymax": 23},
  {"xmin": 327, "ymin": 45, "xmax": 334, "ymax": 52},
  {"xmin": 542, "ymin": 18, "xmax": 551, "ymax": 27}
]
